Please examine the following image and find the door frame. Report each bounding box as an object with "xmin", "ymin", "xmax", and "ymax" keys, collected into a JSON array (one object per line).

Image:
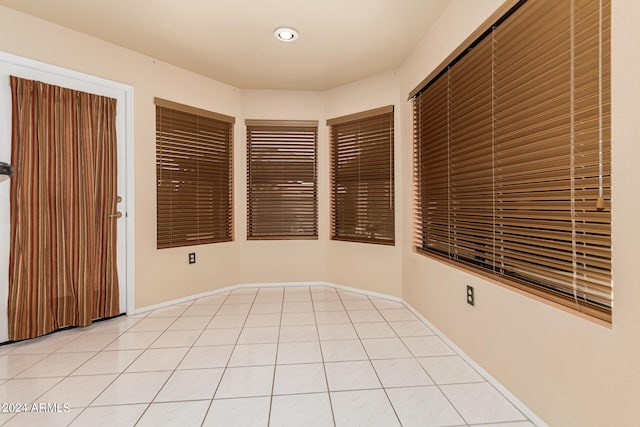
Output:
[{"xmin": 0, "ymin": 51, "xmax": 135, "ymax": 341}]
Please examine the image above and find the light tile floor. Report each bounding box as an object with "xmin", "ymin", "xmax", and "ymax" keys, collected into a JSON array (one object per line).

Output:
[{"xmin": 0, "ymin": 285, "xmax": 537, "ymax": 426}]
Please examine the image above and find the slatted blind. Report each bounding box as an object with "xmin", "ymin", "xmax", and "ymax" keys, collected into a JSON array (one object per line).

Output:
[
  {"xmin": 328, "ymin": 106, "xmax": 395, "ymax": 245},
  {"xmin": 412, "ymin": 0, "xmax": 611, "ymax": 322},
  {"xmin": 246, "ymin": 120, "xmax": 318, "ymax": 240},
  {"xmin": 156, "ymin": 98, "xmax": 234, "ymax": 249}
]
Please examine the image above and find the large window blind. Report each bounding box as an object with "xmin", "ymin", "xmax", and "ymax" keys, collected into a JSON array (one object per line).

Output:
[
  {"xmin": 328, "ymin": 106, "xmax": 395, "ymax": 245},
  {"xmin": 156, "ymin": 98, "xmax": 234, "ymax": 249},
  {"xmin": 412, "ymin": 0, "xmax": 611, "ymax": 322},
  {"xmin": 246, "ymin": 120, "xmax": 318, "ymax": 240}
]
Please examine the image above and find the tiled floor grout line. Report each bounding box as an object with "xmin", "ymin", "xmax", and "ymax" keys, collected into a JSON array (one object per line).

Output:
[
  {"xmin": 393, "ymin": 296, "xmax": 527, "ymax": 425},
  {"xmin": 132, "ymin": 293, "xmax": 231, "ymax": 426},
  {"xmin": 329, "ymin": 290, "xmax": 504, "ymax": 426},
  {"xmin": 0, "ymin": 354, "xmax": 68, "ymax": 426},
  {"xmin": 2, "ymin": 332, "xmax": 127, "ymax": 425},
  {"xmin": 473, "ymin": 383, "xmax": 528, "ymax": 423},
  {"xmin": 397, "ymin": 300, "xmax": 535, "ymax": 424},
  {"xmin": 338, "ymin": 291, "xmax": 404, "ymax": 426},
  {"xmin": 70, "ymin": 309, "xmax": 187, "ymax": 426},
  {"xmin": 200, "ymin": 287, "xmax": 260, "ymax": 427},
  {"xmin": 266, "ymin": 286, "xmax": 285, "ymax": 427},
  {"xmin": 310, "ymin": 288, "xmax": 338, "ymax": 427},
  {"xmin": 364, "ymin": 293, "xmax": 472, "ymax": 426},
  {"xmin": 0, "ymin": 315, "xmax": 151, "ymax": 427},
  {"xmin": 395, "ymin": 297, "xmax": 530, "ymax": 424},
  {"xmin": 0, "ymin": 284, "xmax": 535, "ymax": 426},
  {"xmin": 362, "ymin": 295, "xmax": 412, "ymax": 426},
  {"xmin": 64, "ymin": 299, "xmax": 203, "ymax": 425}
]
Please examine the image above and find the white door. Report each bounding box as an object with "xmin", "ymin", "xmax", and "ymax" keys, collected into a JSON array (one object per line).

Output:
[{"xmin": 0, "ymin": 53, "xmax": 133, "ymax": 341}]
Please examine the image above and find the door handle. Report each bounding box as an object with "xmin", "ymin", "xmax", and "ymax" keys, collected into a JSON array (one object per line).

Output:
[{"xmin": 109, "ymin": 211, "xmax": 123, "ymax": 219}]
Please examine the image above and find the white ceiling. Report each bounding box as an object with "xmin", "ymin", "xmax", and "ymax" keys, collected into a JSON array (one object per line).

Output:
[{"xmin": 0, "ymin": 0, "xmax": 450, "ymax": 90}]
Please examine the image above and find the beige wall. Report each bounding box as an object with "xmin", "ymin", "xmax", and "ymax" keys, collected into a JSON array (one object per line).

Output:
[
  {"xmin": 0, "ymin": 6, "xmax": 402, "ymax": 309},
  {"xmin": 237, "ymin": 90, "xmax": 327, "ymax": 284},
  {"xmin": 399, "ymin": 1, "xmax": 640, "ymax": 426},
  {"xmin": 0, "ymin": 6, "xmax": 245, "ymax": 308},
  {"xmin": 1, "ymin": 1, "xmax": 638, "ymax": 424},
  {"xmin": 324, "ymin": 71, "xmax": 403, "ymax": 297},
  {"xmin": 237, "ymin": 82, "xmax": 405, "ymax": 295}
]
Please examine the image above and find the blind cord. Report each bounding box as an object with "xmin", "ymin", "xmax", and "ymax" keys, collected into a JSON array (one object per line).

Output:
[
  {"xmin": 447, "ymin": 68, "xmax": 452, "ymax": 260},
  {"xmin": 390, "ymin": 118, "xmax": 393, "ymax": 211},
  {"xmin": 570, "ymin": 0, "xmax": 579, "ymax": 306},
  {"xmin": 598, "ymin": 0, "xmax": 604, "ymax": 207},
  {"xmin": 491, "ymin": 28, "xmax": 497, "ymax": 273}
]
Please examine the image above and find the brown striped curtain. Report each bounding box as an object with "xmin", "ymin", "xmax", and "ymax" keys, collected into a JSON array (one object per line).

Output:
[{"xmin": 8, "ymin": 76, "xmax": 120, "ymax": 341}]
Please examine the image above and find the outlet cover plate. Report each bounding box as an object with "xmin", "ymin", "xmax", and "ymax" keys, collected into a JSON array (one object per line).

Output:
[{"xmin": 467, "ymin": 285, "xmax": 475, "ymax": 306}]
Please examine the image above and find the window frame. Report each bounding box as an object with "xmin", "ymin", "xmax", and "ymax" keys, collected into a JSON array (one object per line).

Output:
[
  {"xmin": 245, "ymin": 119, "xmax": 318, "ymax": 240},
  {"xmin": 410, "ymin": 0, "xmax": 612, "ymax": 323},
  {"xmin": 155, "ymin": 98, "xmax": 234, "ymax": 249},
  {"xmin": 328, "ymin": 106, "xmax": 395, "ymax": 246}
]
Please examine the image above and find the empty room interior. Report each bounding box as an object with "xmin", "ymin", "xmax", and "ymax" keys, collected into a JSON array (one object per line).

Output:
[{"xmin": 0, "ymin": 0, "xmax": 636, "ymax": 426}]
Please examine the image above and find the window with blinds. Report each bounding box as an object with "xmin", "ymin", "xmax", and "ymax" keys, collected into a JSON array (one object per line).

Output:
[
  {"xmin": 412, "ymin": 0, "xmax": 611, "ymax": 322},
  {"xmin": 156, "ymin": 98, "xmax": 234, "ymax": 249},
  {"xmin": 246, "ymin": 120, "xmax": 318, "ymax": 240},
  {"xmin": 328, "ymin": 106, "xmax": 395, "ymax": 245}
]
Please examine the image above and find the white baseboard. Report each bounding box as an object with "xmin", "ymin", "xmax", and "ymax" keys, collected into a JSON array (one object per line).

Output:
[
  {"xmin": 134, "ymin": 281, "xmax": 326, "ymax": 313},
  {"xmin": 324, "ymin": 281, "xmax": 403, "ymax": 302},
  {"xmin": 403, "ymin": 304, "xmax": 548, "ymax": 427},
  {"xmin": 236, "ymin": 281, "xmax": 327, "ymax": 289},
  {"xmin": 135, "ymin": 281, "xmax": 402, "ymax": 314},
  {"xmin": 134, "ymin": 285, "xmax": 238, "ymax": 313},
  {"xmin": 134, "ymin": 280, "xmax": 544, "ymax": 426}
]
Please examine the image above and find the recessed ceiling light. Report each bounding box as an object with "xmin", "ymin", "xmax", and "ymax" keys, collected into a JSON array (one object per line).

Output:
[{"xmin": 274, "ymin": 27, "xmax": 299, "ymax": 42}]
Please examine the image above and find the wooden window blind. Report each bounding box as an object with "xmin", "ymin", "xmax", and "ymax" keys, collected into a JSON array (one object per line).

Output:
[
  {"xmin": 155, "ymin": 98, "xmax": 234, "ymax": 249},
  {"xmin": 412, "ymin": 0, "xmax": 611, "ymax": 323},
  {"xmin": 328, "ymin": 106, "xmax": 395, "ymax": 245},
  {"xmin": 246, "ymin": 120, "xmax": 318, "ymax": 240}
]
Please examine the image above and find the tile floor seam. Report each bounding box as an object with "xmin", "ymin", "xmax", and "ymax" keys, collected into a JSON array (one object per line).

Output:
[
  {"xmin": 382, "ymin": 301, "xmax": 465, "ymax": 427},
  {"xmin": 4, "ymin": 371, "xmax": 80, "ymax": 425},
  {"xmin": 133, "ymin": 296, "xmax": 226, "ymax": 426},
  {"xmin": 327, "ymin": 291, "xmax": 385, "ymax": 424},
  {"xmin": 266, "ymin": 287, "xmax": 285, "ymax": 427},
  {"xmin": 346, "ymin": 292, "xmax": 403, "ymax": 426},
  {"xmin": 194, "ymin": 290, "xmax": 239, "ymax": 426},
  {"xmin": 311, "ymin": 287, "xmax": 338, "ymax": 427},
  {"xmin": 0, "ymin": 284, "xmax": 537, "ymax": 427},
  {"xmin": 79, "ymin": 295, "xmax": 212, "ymax": 425},
  {"xmin": 48, "ymin": 320, "xmax": 147, "ymax": 427},
  {"xmin": 76, "ymin": 309, "xmax": 187, "ymax": 424},
  {"xmin": 365, "ymin": 294, "xmax": 472, "ymax": 426}
]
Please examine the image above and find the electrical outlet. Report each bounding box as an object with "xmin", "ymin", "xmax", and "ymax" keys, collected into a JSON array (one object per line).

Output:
[
  {"xmin": 466, "ymin": 285, "xmax": 475, "ymax": 306},
  {"xmin": 188, "ymin": 253, "xmax": 196, "ymax": 264}
]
